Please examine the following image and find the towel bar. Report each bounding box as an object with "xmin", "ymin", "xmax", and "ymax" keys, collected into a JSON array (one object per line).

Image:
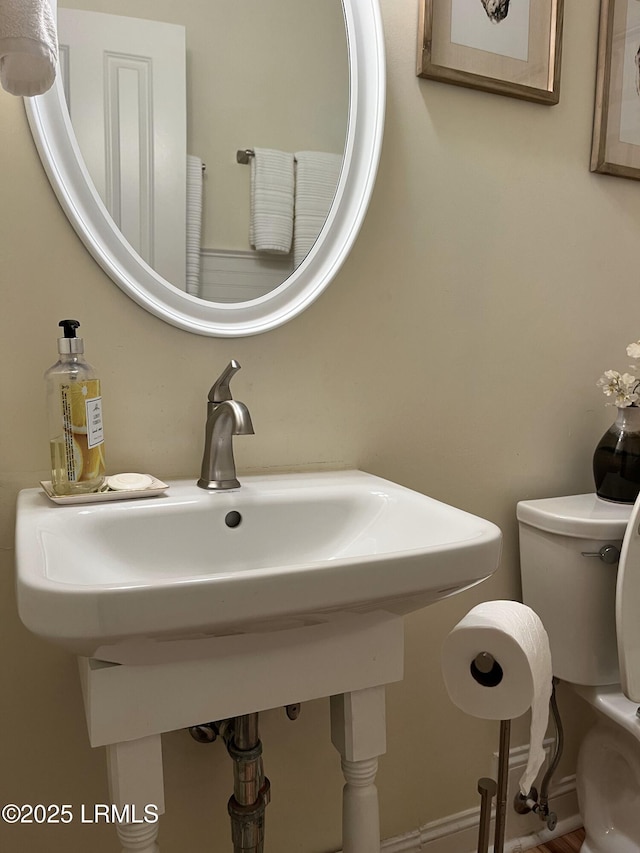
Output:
[{"xmin": 236, "ymin": 149, "xmax": 301, "ymax": 165}]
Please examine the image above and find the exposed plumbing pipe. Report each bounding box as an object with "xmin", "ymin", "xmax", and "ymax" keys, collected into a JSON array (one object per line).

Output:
[
  {"xmin": 187, "ymin": 714, "xmax": 271, "ymax": 853},
  {"xmin": 189, "ymin": 705, "xmax": 303, "ymax": 852},
  {"xmin": 513, "ymin": 678, "xmax": 562, "ymax": 832},
  {"xmin": 227, "ymin": 713, "xmax": 271, "ymax": 853},
  {"xmin": 538, "ymin": 680, "xmax": 563, "ymax": 821}
]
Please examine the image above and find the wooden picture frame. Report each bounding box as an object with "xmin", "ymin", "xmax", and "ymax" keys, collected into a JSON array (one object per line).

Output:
[
  {"xmin": 591, "ymin": 0, "xmax": 640, "ymax": 179},
  {"xmin": 417, "ymin": 0, "xmax": 564, "ymax": 105}
]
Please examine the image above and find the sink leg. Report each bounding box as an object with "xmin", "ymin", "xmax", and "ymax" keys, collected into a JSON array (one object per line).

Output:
[
  {"xmin": 330, "ymin": 687, "xmax": 386, "ymax": 853},
  {"xmin": 116, "ymin": 821, "xmax": 161, "ymax": 853},
  {"xmin": 106, "ymin": 734, "xmax": 165, "ymax": 853},
  {"xmin": 340, "ymin": 756, "xmax": 380, "ymax": 853}
]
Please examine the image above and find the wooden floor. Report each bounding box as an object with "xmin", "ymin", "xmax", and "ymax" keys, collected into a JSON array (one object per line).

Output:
[{"xmin": 524, "ymin": 828, "xmax": 585, "ymax": 853}]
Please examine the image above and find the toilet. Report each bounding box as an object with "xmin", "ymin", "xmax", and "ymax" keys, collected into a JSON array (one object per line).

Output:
[{"xmin": 517, "ymin": 493, "xmax": 640, "ymax": 853}]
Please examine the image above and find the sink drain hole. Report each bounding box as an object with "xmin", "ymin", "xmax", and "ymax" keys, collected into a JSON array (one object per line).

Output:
[{"xmin": 225, "ymin": 511, "xmax": 242, "ymax": 528}]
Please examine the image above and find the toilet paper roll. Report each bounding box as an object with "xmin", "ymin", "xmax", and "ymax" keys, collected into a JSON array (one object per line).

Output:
[{"xmin": 441, "ymin": 600, "xmax": 553, "ymax": 795}]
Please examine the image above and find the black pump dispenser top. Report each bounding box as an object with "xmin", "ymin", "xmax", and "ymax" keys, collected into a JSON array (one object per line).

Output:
[
  {"xmin": 59, "ymin": 319, "xmax": 80, "ymax": 338},
  {"xmin": 57, "ymin": 319, "xmax": 84, "ymax": 354}
]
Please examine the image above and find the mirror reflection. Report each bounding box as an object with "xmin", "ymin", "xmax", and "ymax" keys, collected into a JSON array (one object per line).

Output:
[{"xmin": 56, "ymin": 0, "xmax": 349, "ymax": 303}]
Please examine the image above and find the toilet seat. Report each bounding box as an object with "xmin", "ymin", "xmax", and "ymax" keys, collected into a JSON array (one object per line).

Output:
[{"xmin": 617, "ymin": 493, "xmax": 640, "ymax": 703}]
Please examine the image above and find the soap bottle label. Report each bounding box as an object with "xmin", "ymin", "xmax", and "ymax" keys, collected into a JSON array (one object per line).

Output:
[
  {"xmin": 59, "ymin": 379, "xmax": 105, "ymax": 483},
  {"xmin": 86, "ymin": 397, "xmax": 104, "ymax": 448}
]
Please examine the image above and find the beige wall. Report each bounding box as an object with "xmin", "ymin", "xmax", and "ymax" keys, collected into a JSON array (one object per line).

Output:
[{"xmin": 0, "ymin": 0, "xmax": 634, "ymax": 849}]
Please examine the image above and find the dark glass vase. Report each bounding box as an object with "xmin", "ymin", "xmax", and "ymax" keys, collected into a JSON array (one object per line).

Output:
[{"xmin": 593, "ymin": 406, "xmax": 640, "ymax": 503}]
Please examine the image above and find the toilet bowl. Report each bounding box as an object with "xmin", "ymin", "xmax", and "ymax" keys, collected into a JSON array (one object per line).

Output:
[{"xmin": 517, "ymin": 493, "xmax": 640, "ymax": 853}]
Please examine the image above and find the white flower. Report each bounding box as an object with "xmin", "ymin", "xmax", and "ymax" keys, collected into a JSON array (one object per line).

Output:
[
  {"xmin": 597, "ymin": 370, "xmax": 639, "ymax": 407},
  {"xmin": 598, "ymin": 340, "xmax": 640, "ymax": 407}
]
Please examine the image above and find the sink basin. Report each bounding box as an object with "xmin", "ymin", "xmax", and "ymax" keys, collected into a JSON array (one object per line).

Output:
[{"xmin": 16, "ymin": 470, "xmax": 501, "ymax": 657}]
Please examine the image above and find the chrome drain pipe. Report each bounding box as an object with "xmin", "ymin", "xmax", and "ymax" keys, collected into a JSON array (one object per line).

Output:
[
  {"xmin": 187, "ymin": 712, "xmax": 275, "ymax": 852},
  {"xmin": 227, "ymin": 714, "xmax": 271, "ymax": 853}
]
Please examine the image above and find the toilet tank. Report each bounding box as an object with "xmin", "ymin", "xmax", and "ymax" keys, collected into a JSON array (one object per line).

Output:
[{"xmin": 517, "ymin": 494, "xmax": 631, "ymax": 686}]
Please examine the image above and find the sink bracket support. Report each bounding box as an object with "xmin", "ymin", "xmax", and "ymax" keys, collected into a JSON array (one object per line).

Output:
[{"xmin": 77, "ymin": 614, "xmax": 404, "ymax": 853}]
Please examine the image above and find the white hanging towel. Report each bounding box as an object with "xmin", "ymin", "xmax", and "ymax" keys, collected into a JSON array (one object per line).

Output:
[
  {"xmin": 293, "ymin": 151, "xmax": 342, "ymax": 268},
  {"xmin": 0, "ymin": 0, "xmax": 58, "ymax": 96},
  {"xmin": 186, "ymin": 155, "xmax": 203, "ymax": 297},
  {"xmin": 249, "ymin": 147, "xmax": 294, "ymax": 254}
]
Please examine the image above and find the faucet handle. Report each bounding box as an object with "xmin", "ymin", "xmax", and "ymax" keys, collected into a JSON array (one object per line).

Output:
[{"xmin": 208, "ymin": 359, "xmax": 241, "ymax": 403}]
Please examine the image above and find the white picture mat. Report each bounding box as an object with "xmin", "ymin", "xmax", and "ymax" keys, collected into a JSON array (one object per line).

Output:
[
  {"xmin": 450, "ymin": 0, "xmax": 530, "ymax": 61},
  {"xmin": 619, "ymin": 0, "xmax": 640, "ymax": 145}
]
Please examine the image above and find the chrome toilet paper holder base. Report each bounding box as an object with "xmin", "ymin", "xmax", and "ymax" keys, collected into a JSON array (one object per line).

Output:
[
  {"xmin": 472, "ymin": 651, "xmax": 510, "ymax": 853},
  {"xmin": 476, "ymin": 718, "xmax": 510, "ymax": 853}
]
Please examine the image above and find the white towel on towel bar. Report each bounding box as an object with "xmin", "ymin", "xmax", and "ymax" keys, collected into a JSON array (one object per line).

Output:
[
  {"xmin": 249, "ymin": 147, "xmax": 294, "ymax": 254},
  {"xmin": 185, "ymin": 155, "xmax": 203, "ymax": 297},
  {"xmin": 0, "ymin": 0, "xmax": 58, "ymax": 96},
  {"xmin": 293, "ymin": 151, "xmax": 342, "ymax": 268}
]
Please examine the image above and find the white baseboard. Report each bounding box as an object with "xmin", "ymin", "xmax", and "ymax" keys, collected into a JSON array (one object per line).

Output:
[
  {"xmin": 335, "ymin": 743, "xmax": 580, "ymax": 853},
  {"xmin": 379, "ymin": 776, "xmax": 579, "ymax": 853}
]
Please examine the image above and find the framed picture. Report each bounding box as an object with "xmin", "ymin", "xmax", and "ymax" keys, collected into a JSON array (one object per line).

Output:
[
  {"xmin": 592, "ymin": 0, "xmax": 640, "ymax": 179},
  {"xmin": 417, "ymin": 0, "xmax": 564, "ymax": 105}
]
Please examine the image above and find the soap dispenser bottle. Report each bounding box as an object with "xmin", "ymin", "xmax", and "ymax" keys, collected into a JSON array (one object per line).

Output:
[{"xmin": 45, "ymin": 320, "xmax": 106, "ymax": 495}]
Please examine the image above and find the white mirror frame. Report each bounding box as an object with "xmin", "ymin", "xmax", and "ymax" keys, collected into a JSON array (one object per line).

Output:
[{"xmin": 25, "ymin": 0, "xmax": 385, "ymax": 338}]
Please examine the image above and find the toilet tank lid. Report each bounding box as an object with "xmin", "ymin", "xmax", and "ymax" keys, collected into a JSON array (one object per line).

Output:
[{"xmin": 517, "ymin": 494, "xmax": 632, "ymax": 539}]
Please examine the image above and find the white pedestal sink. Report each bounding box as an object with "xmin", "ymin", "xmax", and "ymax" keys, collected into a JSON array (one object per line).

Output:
[{"xmin": 16, "ymin": 470, "xmax": 501, "ymax": 853}]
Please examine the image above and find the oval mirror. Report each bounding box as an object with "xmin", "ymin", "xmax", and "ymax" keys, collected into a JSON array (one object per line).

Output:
[{"xmin": 25, "ymin": 0, "xmax": 385, "ymax": 337}]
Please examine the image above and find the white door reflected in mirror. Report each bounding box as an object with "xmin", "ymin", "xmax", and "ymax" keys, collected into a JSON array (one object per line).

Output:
[
  {"xmin": 26, "ymin": 0, "xmax": 385, "ymax": 335},
  {"xmin": 59, "ymin": 9, "xmax": 188, "ymax": 288}
]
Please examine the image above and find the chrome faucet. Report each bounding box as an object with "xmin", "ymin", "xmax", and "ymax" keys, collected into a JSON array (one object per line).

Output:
[{"xmin": 197, "ymin": 360, "xmax": 254, "ymax": 491}]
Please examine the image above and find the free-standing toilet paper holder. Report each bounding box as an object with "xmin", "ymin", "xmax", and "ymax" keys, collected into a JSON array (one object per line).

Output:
[
  {"xmin": 473, "ymin": 652, "xmax": 511, "ymax": 853},
  {"xmin": 444, "ymin": 605, "xmax": 555, "ymax": 853}
]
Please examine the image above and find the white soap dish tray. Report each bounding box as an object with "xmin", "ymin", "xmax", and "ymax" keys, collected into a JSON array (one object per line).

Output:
[{"xmin": 40, "ymin": 476, "xmax": 169, "ymax": 505}]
